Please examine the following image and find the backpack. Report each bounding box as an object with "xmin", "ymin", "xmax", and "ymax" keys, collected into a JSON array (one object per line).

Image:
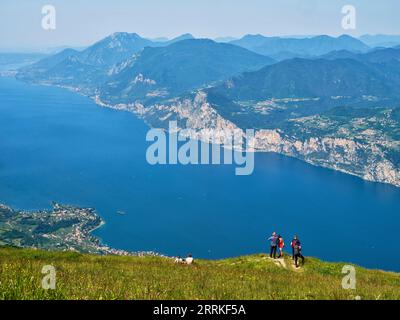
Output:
[{"xmin": 294, "ymin": 240, "xmax": 301, "ymax": 253}]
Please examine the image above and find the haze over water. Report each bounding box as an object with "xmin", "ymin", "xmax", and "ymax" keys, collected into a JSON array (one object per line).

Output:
[{"xmin": 0, "ymin": 77, "xmax": 399, "ymax": 271}]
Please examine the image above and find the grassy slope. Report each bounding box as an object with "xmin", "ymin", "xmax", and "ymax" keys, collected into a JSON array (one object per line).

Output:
[{"xmin": 0, "ymin": 247, "xmax": 399, "ymax": 300}]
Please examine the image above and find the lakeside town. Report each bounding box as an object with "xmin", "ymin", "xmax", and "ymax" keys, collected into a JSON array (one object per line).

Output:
[{"xmin": 0, "ymin": 202, "xmax": 156, "ymax": 256}]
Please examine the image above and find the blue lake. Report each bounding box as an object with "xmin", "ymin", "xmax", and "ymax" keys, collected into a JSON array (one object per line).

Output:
[{"xmin": 0, "ymin": 77, "xmax": 399, "ymax": 271}]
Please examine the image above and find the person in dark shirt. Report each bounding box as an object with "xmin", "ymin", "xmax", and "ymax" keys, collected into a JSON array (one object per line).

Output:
[
  {"xmin": 293, "ymin": 236, "xmax": 305, "ymax": 268},
  {"xmin": 291, "ymin": 235, "xmax": 298, "ymax": 260}
]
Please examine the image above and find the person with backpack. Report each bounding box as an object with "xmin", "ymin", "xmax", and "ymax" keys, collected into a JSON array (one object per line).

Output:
[
  {"xmin": 293, "ymin": 236, "xmax": 305, "ymax": 268},
  {"xmin": 267, "ymin": 232, "xmax": 278, "ymax": 259},
  {"xmin": 291, "ymin": 235, "xmax": 298, "ymax": 260},
  {"xmin": 277, "ymin": 235, "xmax": 285, "ymax": 258}
]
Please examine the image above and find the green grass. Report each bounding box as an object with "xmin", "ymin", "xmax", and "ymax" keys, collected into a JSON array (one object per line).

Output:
[{"xmin": 0, "ymin": 247, "xmax": 399, "ymax": 300}]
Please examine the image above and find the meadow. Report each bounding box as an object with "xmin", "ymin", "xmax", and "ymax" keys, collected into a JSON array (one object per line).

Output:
[{"xmin": 0, "ymin": 247, "xmax": 399, "ymax": 300}]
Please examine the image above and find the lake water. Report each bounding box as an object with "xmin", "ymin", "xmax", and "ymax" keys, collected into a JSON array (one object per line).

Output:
[{"xmin": 0, "ymin": 77, "xmax": 399, "ymax": 271}]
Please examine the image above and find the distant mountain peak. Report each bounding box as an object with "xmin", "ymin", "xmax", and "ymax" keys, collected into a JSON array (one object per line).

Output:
[
  {"xmin": 164, "ymin": 33, "xmax": 195, "ymax": 45},
  {"xmin": 179, "ymin": 33, "xmax": 194, "ymax": 38},
  {"xmin": 214, "ymin": 36, "xmax": 238, "ymax": 43},
  {"xmin": 338, "ymin": 34, "xmax": 353, "ymax": 39},
  {"xmin": 109, "ymin": 32, "xmax": 141, "ymax": 39},
  {"xmin": 97, "ymin": 32, "xmax": 146, "ymax": 47},
  {"xmin": 313, "ymin": 34, "xmax": 331, "ymax": 39},
  {"xmin": 75, "ymin": 32, "xmax": 154, "ymax": 67},
  {"xmin": 242, "ymin": 34, "xmax": 267, "ymax": 40}
]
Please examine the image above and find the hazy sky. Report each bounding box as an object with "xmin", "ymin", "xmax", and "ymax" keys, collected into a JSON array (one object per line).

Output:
[{"xmin": 1, "ymin": 0, "xmax": 399, "ymax": 50}]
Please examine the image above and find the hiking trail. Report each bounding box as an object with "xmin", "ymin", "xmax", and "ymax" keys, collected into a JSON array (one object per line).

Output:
[{"xmin": 267, "ymin": 257, "xmax": 303, "ymax": 272}]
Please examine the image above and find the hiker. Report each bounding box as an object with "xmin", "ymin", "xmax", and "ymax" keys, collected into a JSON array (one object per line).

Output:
[
  {"xmin": 267, "ymin": 232, "xmax": 279, "ymax": 259},
  {"xmin": 185, "ymin": 254, "xmax": 194, "ymax": 265},
  {"xmin": 277, "ymin": 235, "xmax": 285, "ymax": 258},
  {"xmin": 293, "ymin": 237, "xmax": 305, "ymax": 268},
  {"xmin": 291, "ymin": 235, "xmax": 298, "ymax": 260}
]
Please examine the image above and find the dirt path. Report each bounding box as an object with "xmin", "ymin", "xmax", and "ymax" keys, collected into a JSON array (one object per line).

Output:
[
  {"xmin": 268, "ymin": 257, "xmax": 303, "ymax": 272},
  {"xmin": 267, "ymin": 257, "xmax": 287, "ymax": 269}
]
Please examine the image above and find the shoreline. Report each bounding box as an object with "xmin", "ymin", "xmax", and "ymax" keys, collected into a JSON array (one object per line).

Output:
[
  {"xmin": 37, "ymin": 79, "xmax": 400, "ymax": 189},
  {"xmin": 4, "ymin": 75, "xmax": 399, "ymax": 188},
  {"xmin": 92, "ymin": 93, "xmax": 400, "ymax": 189}
]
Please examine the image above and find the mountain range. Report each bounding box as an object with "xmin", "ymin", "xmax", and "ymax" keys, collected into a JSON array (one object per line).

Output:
[
  {"xmin": 209, "ymin": 57, "xmax": 400, "ymax": 102},
  {"xmin": 18, "ymin": 33, "xmax": 274, "ymax": 97},
  {"xmin": 100, "ymin": 39, "xmax": 275, "ymax": 104},
  {"xmin": 359, "ymin": 34, "xmax": 400, "ymax": 48},
  {"xmin": 229, "ymin": 34, "xmax": 370, "ymax": 60},
  {"xmin": 15, "ymin": 32, "xmax": 400, "ymax": 187}
]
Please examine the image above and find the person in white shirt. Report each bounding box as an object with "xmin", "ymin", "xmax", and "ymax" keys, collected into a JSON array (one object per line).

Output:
[{"xmin": 185, "ymin": 254, "xmax": 194, "ymax": 265}]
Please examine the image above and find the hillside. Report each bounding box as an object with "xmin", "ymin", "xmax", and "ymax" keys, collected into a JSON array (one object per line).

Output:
[
  {"xmin": 359, "ymin": 34, "xmax": 400, "ymax": 48},
  {"xmin": 100, "ymin": 39, "xmax": 275, "ymax": 104},
  {"xmin": 319, "ymin": 47, "xmax": 400, "ymax": 65},
  {"xmin": 209, "ymin": 57, "xmax": 400, "ymax": 101},
  {"xmin": 0, "ymin": 247, "xmax": 398, "ymax": 300}
]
